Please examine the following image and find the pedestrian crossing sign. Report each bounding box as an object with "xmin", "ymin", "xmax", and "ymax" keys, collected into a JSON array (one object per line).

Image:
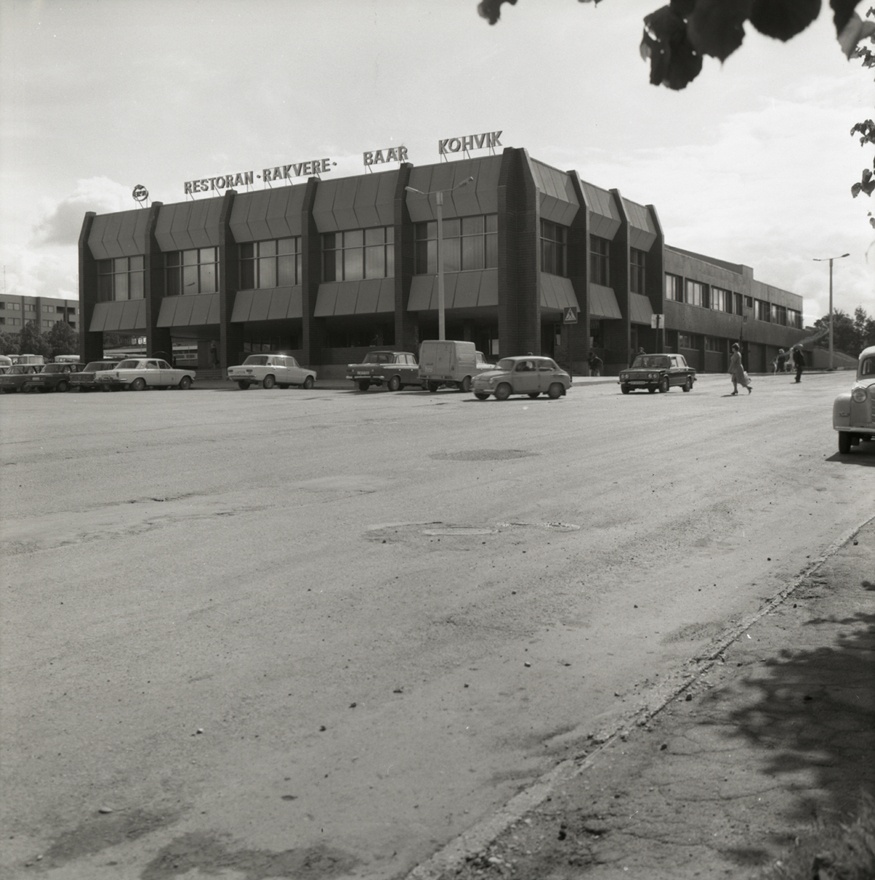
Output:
[{"xmin": 563, "ymin": 307, "xmax": 578, "ymax": 325}]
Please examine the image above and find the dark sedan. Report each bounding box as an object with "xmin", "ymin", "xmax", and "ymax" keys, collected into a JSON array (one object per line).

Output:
[
  {"xmin": 619, "ymin": 353, "xmax": 696, "ymax": 394},
  {"xmin": 69, "ymin": 360, "xmax": 123, "ymax": 392},
  {"xmin": 22, "ymin": 362, "xmax": 81, "ymax": 393}
]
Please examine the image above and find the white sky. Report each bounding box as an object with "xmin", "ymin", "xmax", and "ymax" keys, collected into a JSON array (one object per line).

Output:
[{"xmin": 1, "ymin": 0, "xmax": 873, "ymax": 325}]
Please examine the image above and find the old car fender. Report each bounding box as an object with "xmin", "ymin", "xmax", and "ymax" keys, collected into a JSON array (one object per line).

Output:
[{"xmin": 833, "ymin": 392, "xmax": 853, "ymax": 429}]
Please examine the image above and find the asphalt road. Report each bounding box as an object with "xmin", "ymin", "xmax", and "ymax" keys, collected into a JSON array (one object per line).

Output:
[{"xmin": 1, "ymin": 371, "xmax": 872, "ymax": 880}]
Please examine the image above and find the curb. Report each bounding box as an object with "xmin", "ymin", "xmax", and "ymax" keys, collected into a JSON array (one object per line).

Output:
[{"xmin": 404, "ymin": 514, "xmax": 875, "ymax": 880}]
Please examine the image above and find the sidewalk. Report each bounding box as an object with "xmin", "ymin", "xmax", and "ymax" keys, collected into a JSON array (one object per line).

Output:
[{"xmin": 412, "ymin": 518, "xmax": 875, "ymax": 880}]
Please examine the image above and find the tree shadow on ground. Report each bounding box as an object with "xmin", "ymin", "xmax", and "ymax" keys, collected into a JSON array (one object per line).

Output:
[{"xmin": 722, "ymin": 581, "xmax": 875, "ymax": 826}]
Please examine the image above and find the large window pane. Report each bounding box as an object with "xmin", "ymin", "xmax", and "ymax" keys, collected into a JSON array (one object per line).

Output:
[
  {"xmin": 258, "ymin": 256, "xmax": 276, "ymax": 288},
  {"xmin": 277, "ymin": 254, "xmax": 294, "ymax": 286},
  {"xmin": 344, "ymin": 247, "xmax": 364, "ymax": 281},
  {"xmin": 201, "ymin": 261, "xmax": 217, "ymax": 292},
  {"xmin": 365, "ymin": 246, "xmax": 385, "ymax": 278}
]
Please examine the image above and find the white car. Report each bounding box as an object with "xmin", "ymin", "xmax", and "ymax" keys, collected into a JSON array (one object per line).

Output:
[
  {"xmin": 833, "ymin": 344, "xmax": 875, "ymax": 454},
  {"xmin": 227, "ymin": 354, "xmax": 316, "ymax": 390},
  {"xmin": 94, "ymin": 358, "xmax": 196, "ymax": 391}
]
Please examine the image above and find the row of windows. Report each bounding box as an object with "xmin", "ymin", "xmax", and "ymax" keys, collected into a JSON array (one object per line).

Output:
[
  {"xmin": 241, "ymin": 238, "xmax": 302, "ymax": 288},
  {"xmin": 414, "ymin": 215, "xmax": 497, "ymax": 275},
  {"xmin": 665, "ymin": 274, "xmax": 802, "ymax": 328},
  {"xmin": 0, "ymin": 302, "xmax": 79, "ymax": 313},
  {"xmin": 326, "ymin": 227, "xmax": 394, "ymax": 281}
]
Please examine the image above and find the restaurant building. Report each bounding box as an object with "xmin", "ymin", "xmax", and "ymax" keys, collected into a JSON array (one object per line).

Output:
[{"xmin": 78, "ymin": 147, "xmax": 806, "ymax": 376}]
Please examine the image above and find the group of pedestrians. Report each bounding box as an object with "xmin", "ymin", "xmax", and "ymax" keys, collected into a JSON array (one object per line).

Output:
[{"xmin": 729, "ymin": 343, "xmax": 805, "ymax": 395}]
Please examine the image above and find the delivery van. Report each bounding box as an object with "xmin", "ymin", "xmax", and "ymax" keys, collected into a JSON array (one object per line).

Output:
[{"xmin": 418, "ymin": 340, "xmax": 493, "ymax": 392}]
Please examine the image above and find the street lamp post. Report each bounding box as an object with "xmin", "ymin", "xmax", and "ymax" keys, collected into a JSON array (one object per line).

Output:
[
  {"xmin": 813, "ymin": 252, "xmax": 850, "ymax": 371},
  {"xmin": 405, "ymin": 177, "xmax": 474, "ymax": 341}
]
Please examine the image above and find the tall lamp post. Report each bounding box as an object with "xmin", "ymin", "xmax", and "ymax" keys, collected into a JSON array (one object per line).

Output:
[
  {"xmin": 813, "ymin": 252, "xmax": 850, "ymax": 371},
  {"xmin": 405, "ymin": 177, "xmax": 474, "ymax": 341}
]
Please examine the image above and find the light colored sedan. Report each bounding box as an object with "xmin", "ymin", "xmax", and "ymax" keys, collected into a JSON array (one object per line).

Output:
[
  {"xmin": 227, "ymin": 354, "xmax": 316, "ymax": 390},
  {"xmin": 472, "ymin": 355, "xmax": 571, "ymax": 401},
  {"xmin": 94, "ymin": 358, "xmax": 195, "ymax": 391},
  {"xmin": 833, "ymin": 344, "xmax": 875, "ymax": 454}
]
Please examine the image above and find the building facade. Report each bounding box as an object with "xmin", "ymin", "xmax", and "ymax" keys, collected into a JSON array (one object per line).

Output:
[
  {"xmin": 77, "ymin": 147, "xmax": 806, "ymax": 376},
  {"xmin": 0, "ymin": 294, "xmax": 79, "ymax": 334}
]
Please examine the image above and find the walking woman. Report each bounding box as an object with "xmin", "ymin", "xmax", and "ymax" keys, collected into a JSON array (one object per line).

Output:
[{"xmin": 729, "ymin": 343, "xmax": 752, "ymax": 395}]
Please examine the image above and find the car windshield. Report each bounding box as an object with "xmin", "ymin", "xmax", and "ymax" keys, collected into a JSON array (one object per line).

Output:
[
  {"xmin": 495, "ymin": 358, "xmax": 518, "ymax": 371},
  {"xmin": 363, "ymin": 352, "xmax": 394, "ymax": 364},
  {"xmin": 632, "ymin": 356, "xmax": 670, "ymax": 369},
  {"xmin": 116, "ymin": 359, "xmax": 141, "ymax": 369},
  {"xmin": 243, "ymin": 355, "xmax": 270, "ymax": 366},
  {"xmin": 83, "ymin": 362, "xmax": 116, "ymax": 372}
]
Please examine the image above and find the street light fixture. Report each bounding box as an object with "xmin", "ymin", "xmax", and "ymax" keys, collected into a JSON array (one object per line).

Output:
[
  {"xmin": 405, "ymin": 176, "xmax": 474, "ymax": 341},
  {"xmin": 813, "ymin": 252, "xmax": 850, "ymax": 371}
]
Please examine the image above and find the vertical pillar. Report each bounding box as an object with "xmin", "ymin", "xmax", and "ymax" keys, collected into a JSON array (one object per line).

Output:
[
  {"xmin": 78, "ymin": 212, "xmax": 103, "ymax": 363},
  {"xmin": 217, "ymin": 189, "xmax": 242, "ymax": 369}
]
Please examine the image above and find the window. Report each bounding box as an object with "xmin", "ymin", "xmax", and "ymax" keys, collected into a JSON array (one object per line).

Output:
[
  {"xmin": 685, "ymin": 280, "xmax": 705, "ymax": 307},
  {"xmin": 240, "ymin": 237, "xmax": 302, "ymax": 288},
  {"xmin": 665, "ymin": 274, "xmax": 682, "ymax": 301},
  {"xmin": 165, "ymin": 248, "xmax": 218, "ymax": 296},
  {"xmin": 754, "ymin": 299, "xmax": 770, "ymax": 321},
  {"xmin": 678, "ymin": 333, "xmax": 698, "ymax": 349},
  {"xmin": 771, "ymin": 303, "xmax": 787, "ymax": 325},
  {"xmin": 711, "ymin": 287, "xmax": 731, "ymax": 312},
  {"xmin": 705, "ymin": 336, "xmax": 723, "ymax": 352},
  {"xmin": 589, "ymin": 236, "xmax": 610, "ymax": 285},
  {"xmin": 630, "ymin": 248, "xmax": 646, "ymax": 294},
  {"xmin": 788, "ymin": 309, "xmax": 802, "ymax": 329},
  {"xmin": 324, "ymin": 227, "xmax": 394, "ymax": 281},
  {"xmin": 734, "ymin": 293, "xmax": 744, "ymax": 315},
  {"xmin": 414, "ymin": 214, "xmax": 497, "ymax": 274},
  {"xmin": 540, "ymin": 220, "xmax": 567, "ymax": 276},
  {"xmin": 97, "ymin": 256, "xmax": 145, "ymax": 302}
]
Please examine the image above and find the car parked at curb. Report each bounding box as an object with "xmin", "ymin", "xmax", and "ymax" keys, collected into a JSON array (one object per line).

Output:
[
  {"xmin": 68, "ymin": 360, "xmax": 123, "ymax": 392},
  {"xmin": 833, "ymin": 344, "xmax": 875, "ymax": 455},
  {"xmin": 346, "ymin": 351, "xmax": 421, "ymax": 391},
  {"xmin": 94, "ymin": 358, "xmax": 196, "ymax": 391},
  {"xmin": 21, "ymin": 361, "xmax": 81, "ymax": 393},
  {"xmin": 0, "ymin": 364, "xmax": 43, "ymax": 393},
  {"xmin": 227, "ymin": 354, "xmax": 316, "ymax": 390},
  {"xmin": 472, "ymin": 356, "xmax": 571, "ymax": 401},
  {"xmin": 618, "ymin": 353, "xmax": 696, "ymax": 394}
]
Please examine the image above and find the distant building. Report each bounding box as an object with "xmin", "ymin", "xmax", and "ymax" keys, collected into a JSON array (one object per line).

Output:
[
  {"xmin": 0, "ymin": 293, "xmax": 79, "ymax": 334},
  {"xmin": 77, "ymin": 147, "xmax": 806, "ymax": 375}
]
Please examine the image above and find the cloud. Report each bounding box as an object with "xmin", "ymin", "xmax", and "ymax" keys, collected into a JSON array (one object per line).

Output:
[{"xmin": 32, "ymin": 178, "xmax": 135, "ymax": 247}]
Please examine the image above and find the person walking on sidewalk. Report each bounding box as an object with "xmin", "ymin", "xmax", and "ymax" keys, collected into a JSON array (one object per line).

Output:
[
  {"xmin": 729, "ymin": 343, "xmax": 752, "ymax": 395},
  {"xmin": 792, "ymin": 345, "xmax": 806, "ymax": 383},
  {"xmin": 587, "ymin": 351, "xmax": 603, "ymax": 377}
]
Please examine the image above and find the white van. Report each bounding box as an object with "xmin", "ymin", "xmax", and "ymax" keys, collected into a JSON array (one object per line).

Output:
[{"xmin": 418, "ymin": 340, "xmax": 493, "ymax": 392}]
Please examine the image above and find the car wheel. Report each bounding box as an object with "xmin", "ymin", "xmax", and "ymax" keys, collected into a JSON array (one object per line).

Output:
[
  {"xmin": 494, "ymin": 383, "xmax": 511, "ymax": 401},
  {"xmin": 237, "ymin": 381, "xmax": 251, "ymax": 390},
  {"xmin": 659, "ymin": 376, "xmax": 670, "ymax": 393},
  {"xmin": 474, "ymin": 392, "xmax": 490, "ymax": 400},
  {"xmin": 460, "ymin": 376, "xmax": 472, "ymax": 393},
  {"xmin": 427, "ymin": 382, "xmax": 440, "ymax": 393},
  {"xmin": 527, "ymin": 392, "xmax": 540, "ymax": 399},
  {"xmin": 682, "ymin": 377, "xmax": 692, "ymax": 392},
  {"xmin": 547, "ymin": 383, "xmax": 564, "ymax": 399},
  {"xmin": 131, "ymin": 377, "xmax": 146, "ymax": 391},
  {"xmin": 303, "ymin": 375, "xmax": 314, "ymax": 389},
  {"xmin": 621, "ymin": 384, "xmax": 631, "ymax": 394},
  {"xmin": 263, "ymin": 374, "xmax": 276, "ymax": 389},
  {"xmin": 178, "ymin": 375, "xmax": 192, "ymax": 390},
  {"xmin": 387, "ymin": 375, "xmax": 401, "ymax": 392},
  {"xmin": 357, "ymin": 380, "xmax": 370, "ymax": 392},
  {"xmin": 57, "ymin": 380, "xmax": 70, "ymax": 392},
  {"xmin": 838, "ymin": 432, "xmax": 852, "ymax": 454}
]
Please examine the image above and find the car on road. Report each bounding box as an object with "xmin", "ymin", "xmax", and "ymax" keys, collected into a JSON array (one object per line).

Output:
[
  {"xmin": 833, "ymin": 344, "xmax": 875, "ymax": 455},
  {"xmin": 418, "ymin": 340, "xmax": 495, "ymax": 392},
  {"xmin": 94, "ymin": 358, "xmax": 196, "ymax": 391},
  {"xmin": 68, "ymin": 360, "xmax": 124, "ymax": 392},
  {"xmin": 227, "ymin": 354, "xmax": 316, "ymax": 390},
  {"xmin": 346, "ymin": 351, "xmax": 421, "ymax": 392},
  {"xmin": 0, "ymin": 364, "xmax": 43, "ymax": 393},
  {"xmin": 472, "ymin": 355, "xmax": 571, "ymax": 401},
  {"xmin": 21, "ymin": 361, "xmax": 81, "ymax": 393},
  {"xmin": 618, "ymin": 353, "xmax": 696, "ymax": 394}
]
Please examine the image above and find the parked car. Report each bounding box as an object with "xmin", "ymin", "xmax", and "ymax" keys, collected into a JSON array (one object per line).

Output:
[
  {"xmin": 68, "ymin": 360, "xmax": 123, "ymax": 392},
  {"xmin": 832, "ymin": 344, "xmax": 875, "ymax": 454},
  {"xmin": 618, "ymin": 353, "xmax": 696, "ymax": 394},
  {"xmin": 0, "ymin": 364, "xmax": 43, "ymax": 393},
  {"xmin": 22, "ymin": 361, "xmax": 81, "ymax": 393},
  {"xmin": 227, "ymin": 354, "xmax": 316, "ymax": 390},
  {"xmin": 419, "ymin": 340, "xmax": 495, "ymax": 392},
  {"xmin": 0, "ymin": 355, "xmax": 12, "ymax": 372},
  {"xmin": 472, "ymin": 355, "xmax": 571, "ymax": 400},
  {"xmin": 94, "ymin": 358, "xmax": 196, "ymax": 391},
  {"xmin": 346, "ymin": 351, "xmax": 421, "ymax": 391}
]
